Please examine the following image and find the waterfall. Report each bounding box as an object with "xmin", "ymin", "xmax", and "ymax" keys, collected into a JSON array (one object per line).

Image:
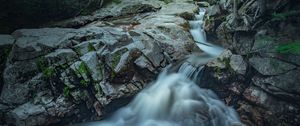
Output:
[
  {"xmin": 189, "ymin": 8, "xmax": 224, "ymax": 57},
  {"xmin": 79, "ymin": 7, "xmax": 242, "ymax": 126}
]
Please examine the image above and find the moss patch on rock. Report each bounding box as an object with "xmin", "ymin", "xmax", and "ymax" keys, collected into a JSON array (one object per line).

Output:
[
  {"xmin": 43, "ymin": 67, "xmax": 56, "ymax": 77},
  {"xmin": 63, "ymin": 86, "xmax": 71, "ymax": 97},
  {"xmin": 111, "ymin": 48, "xmax": 129, "ymax": 69},
  {"xmin": 78, "ymin": 62, "xmax": 90, "ymax": 75}
]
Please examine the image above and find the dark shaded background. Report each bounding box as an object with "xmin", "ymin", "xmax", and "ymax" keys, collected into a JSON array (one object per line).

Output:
[{"xmin": 0, "ymin": 0, "xmax": 103, "ymax": 34}]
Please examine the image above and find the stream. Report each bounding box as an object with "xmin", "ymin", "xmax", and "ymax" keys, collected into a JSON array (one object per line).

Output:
[{"xmin": 80, "ymin": 6, "xmax": 243, "ymax": 126}]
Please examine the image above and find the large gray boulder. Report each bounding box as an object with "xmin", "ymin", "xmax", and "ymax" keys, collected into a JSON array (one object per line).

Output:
[
  {"xmin": 0, "ymin": 0, "xmax": 200, "ymax": 124},
  {"xmin": 249, "ymin": 57, "xmax": 296, "ymax": 76},
  {"xmin": 252, "ymin": 69, "xmax": 300, "ymax": 102}
]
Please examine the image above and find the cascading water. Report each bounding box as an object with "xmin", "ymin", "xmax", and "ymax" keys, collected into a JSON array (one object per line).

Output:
[
  {"xmin": 81, "ymin": 6, "xmax": 242, "ymax": 126},
  {"xmin": 189, "ymin": 8, "xmax": 224, "ymax": 57}
]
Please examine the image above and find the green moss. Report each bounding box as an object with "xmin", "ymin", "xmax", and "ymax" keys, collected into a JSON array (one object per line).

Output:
[
  {"xmin": 94, "ymin": 84, "xmax": 104, "ymax": 95},
  {"xmin": 214, "ymin": 67, "xmax": 222, "ymax": 76},
  {"xmin": 78, "ymin": 62, "xmax": 89, "ymax": 75},
  {"xmin": 0, "ymin": 47, "xmax": 11, "ymax": 66},
  {"xmin": 245, "ymin": 53, "xmax": 254, "ymax": 59},
  {"xmin": 74, "ymin": 47, "xmax": 82, "ymax": 55},
  {"xmin": 219, "ymin": 57, "xmax": 236, "ymax": 75},
  {"xmin": 3, "ymin": 48, "xmax": 11, "ymax": 57},
  {"xmin": 36, "ymin": 57, "xmax": 48, "ymax": 71},
  {"xmin": 276, "ymin": 41, "xmax": 300, "ymax": 55},
  {"xmin": 43, "ymin": 67, "xmax": 55, "ymax": 77},
  {"xmin": 111, "ymin": 54, "xmax": 121, "ymax": 69},
  {"xmin": 60, "ymin": 63, "xmax": 69, "ymax": 69},
  {"xmin": 63, "ymin": 86, "xmax": 70, "ymax": 97},
  {"xmin": 80, "ymin": 79, "xmax": 89, "ymax": 87},
  {"xmin": 222, "ymin": 58, "xmax": 231, "ymax": 69},
  {"xmin": 110, "ymin": 71, "xmax": 117, "ymax": 79},
  {"xmin": 36, "ymin": 57, "xmax": 57, "ymax": 77},
  {"xmin": 88, "ymin": 43, "xmax": 96, "ymax": 52},
  {"xmin": 111, "ymin": 48, "xmax": 129, "ymax": 68}
]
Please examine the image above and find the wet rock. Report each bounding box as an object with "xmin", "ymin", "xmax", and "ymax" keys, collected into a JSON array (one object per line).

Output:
[
  {"xmin": 80, "ymin": 52, "xmax": 103, "ymax": 82},
  {"xmin": 6, "ymin": 102, "xmax": 47, "ymax": 126},
  {"xmin": 232, "ymin": 31, "xmax": 256, "ymax": 55},
  {"xmin": 249, "ymin": 57, "xmax": 296, "ymax": 76},
  {"xmin": 12, "ymin": 28, "xmax": 75, "ymax": 51},
  {"xmin": 137, "ymin": 14, "xmax": 199, "ymax": 61},
  {"xmin": 200, "ymin": 0, "xmax": 300, "ymax": 125},
  {"xmin": 252, "ymin": 69, "xmax": 300, "ymax": 102},
  {"xmin": 45, "ymin": 49, "xmax": 78, "ymax": 66},
  {"xmin": 70, "ymin": 61, "xmax": 90, "ymax": 82},
  {"xmin": 230, "ymin": 55, "xmax": 247, "ymax": 75},
  {"xmin": 207, "ymin": 5, "xmax": 222, "ymax": 16},
  {"xmin": 70, "ymin": 89, "xmax": 89, "ymax": 103},
  {"xmin": 50, "ymin": 0, "xmax": 164, "ymax": 28},
  {"xmin": 0, "ymin": 0, "xmax": 201, "ymax": 125},
  {"xmin": 10, "ymin": 28, "xmax": 75, "ymax": 61},
  {"xmin": 130, "ymin": 30, "xmax": 165, "ymax": 68},
  {"xmin": 59, "ymin": 68, "xmax": 78, "ymax": 89},
  {"xmin": 138, "ymin": 14, "xmax": 187, "ymax": 27},
  {"xmin": 207, "ymin": 50, "xmax": 232, "ymax": 69},
  {"xmin": 158, "ymin": 2, "xmax": 198, "ymax": 19},
  {"xmin": 134, "ymin": 56, "xmax": 156, "ymax": 73},
  {"xmin": 106, "ymin": 48, "xmax": 130, "ymax": 72},
  {"xmin": 242, "ymin": 85, "xmax": 300, "ymax": 123},
  {"xmin": 1, "ymin": 64, "xmax": 45, "ymax": 105}
]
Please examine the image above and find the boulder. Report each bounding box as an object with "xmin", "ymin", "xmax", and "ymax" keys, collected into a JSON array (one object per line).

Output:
[
  {"xmin": 1, "ymin": 73, "xmax": 46, "ymax": 105},
  {"xmin": 80, "ymin": 52, "xmax": 103, "ymax": 82},
  {"xmin": 252, "ymin": 69, "xmax": 300, "ymax": 102},
  {"xmin": 249, "ymin": 57, "xmax": 296, "ymax": 76},
  {"xmin": 10, "ymin": 28, "xmax": 75, "ymax": 61},
  {"xmin": 207, "ymin": 5, "xmax": 222, "ymax": 16},
  {"xmin": 50, "ymin": 0, "xmax": 164, "ymax": 28},
  {"xmin": 6, "ymin": 103, "xmax": 47, "ymax": 126},
  {"xmin": 0, "ymin": 0, "xmax": 201, "ymax": 125},
  {"xmin": 230, "ymin": 55, "xmax": 247, "ymax": 75},
  {"xmin": 158, "ymin": 2, "xmax": 198, "ymax": 19}
]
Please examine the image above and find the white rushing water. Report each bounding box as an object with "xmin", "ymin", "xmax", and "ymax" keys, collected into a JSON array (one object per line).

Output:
[
  {"xmin": 82, "ymin": 7, "xmax": 242, "ymax": 126},
  {"xmin": 189, "ymin": 8, "xmax": 224, "ymax": 57}
]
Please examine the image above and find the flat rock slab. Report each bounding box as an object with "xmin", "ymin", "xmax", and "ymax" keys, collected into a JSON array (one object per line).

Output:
[
  {"xmin": 252, "ymin": 69, "xmax": 300, "ymax": 101},
  {"xmin": 249, "ymin": 57, "xmax": 296, "ymax": 76}
]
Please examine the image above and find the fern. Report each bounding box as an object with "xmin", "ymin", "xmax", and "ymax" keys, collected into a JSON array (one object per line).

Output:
[{"xmin": 276, "ymin": 41, "xmax": 300, "ymax": 55}]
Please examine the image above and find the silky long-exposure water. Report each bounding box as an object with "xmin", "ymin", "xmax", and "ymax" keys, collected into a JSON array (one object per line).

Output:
[{"xmin": 81, "ymin": 6, "xmax": 242, "ymax": 126}]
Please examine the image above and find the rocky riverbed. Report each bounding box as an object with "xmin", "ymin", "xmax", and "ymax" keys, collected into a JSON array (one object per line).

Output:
[{"xmin": 0, "ymin": 0, "xmax": 300, "ymax": 126}]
